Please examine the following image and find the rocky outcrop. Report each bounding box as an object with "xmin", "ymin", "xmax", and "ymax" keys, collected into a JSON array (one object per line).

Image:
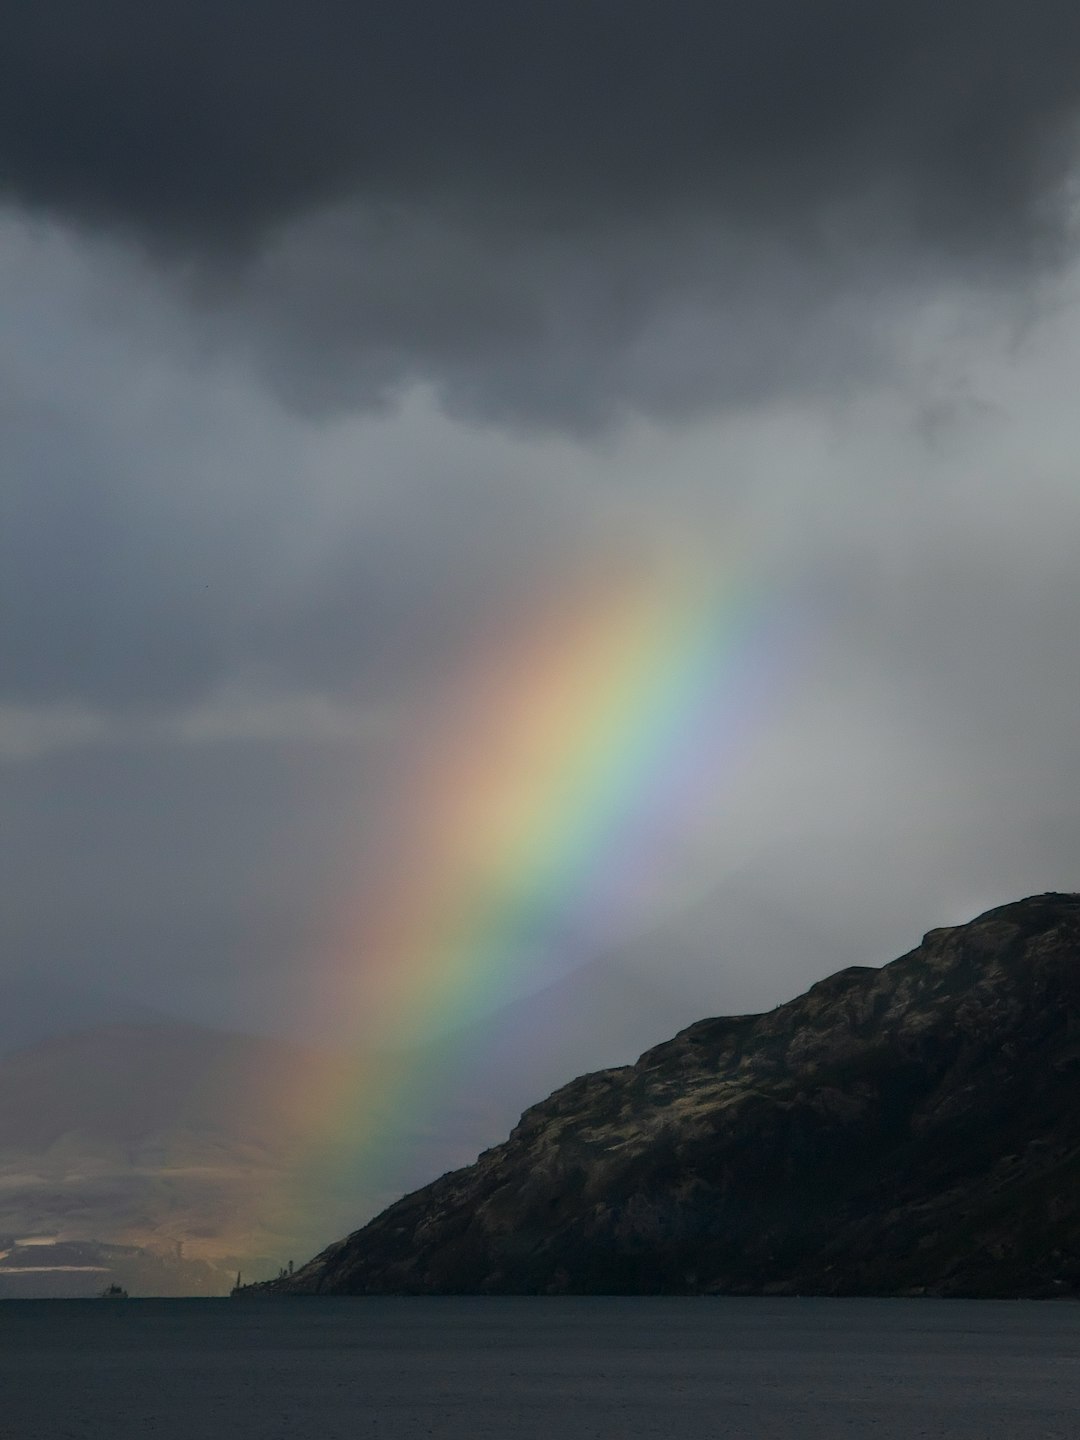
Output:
[{"xmin": 268, "ymin": 894, "xmax": 1080, "ymax": 1297}]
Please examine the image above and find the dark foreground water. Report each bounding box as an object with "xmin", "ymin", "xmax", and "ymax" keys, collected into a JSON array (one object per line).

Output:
[{"xmin": 3, "ymin": 1297, "xmax": 1080, "ymax": 1439}]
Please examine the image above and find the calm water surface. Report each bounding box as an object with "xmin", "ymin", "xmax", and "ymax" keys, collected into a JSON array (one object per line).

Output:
[{"xmin": 2, "ymin": 1296, "xmax": 1080, "ymax": 1438}]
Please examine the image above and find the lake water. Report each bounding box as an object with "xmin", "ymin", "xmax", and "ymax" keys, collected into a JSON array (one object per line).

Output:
[{"xmin": 3, "ymin": 1296, "xmax": 1080, "ymax": 1438}]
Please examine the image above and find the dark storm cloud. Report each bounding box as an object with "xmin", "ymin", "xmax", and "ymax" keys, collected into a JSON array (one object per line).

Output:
[
  {"xmin": 5, "ymin": 1, "xmax": 1080, "ymax": 251},
  {"xmin": 6, "ymin": 4, "xmax": 1080, "ymax": 425}
]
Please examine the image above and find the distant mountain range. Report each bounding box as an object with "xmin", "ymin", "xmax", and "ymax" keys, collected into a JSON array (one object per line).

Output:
[
  {"xmin": 266, "ymin": 893, "xmax": 1080, "ymax": 1298},
  {"xmin": 0, "ymin": 1236, "xmax": 224, "ymax": 1299},
  {"xmin": 0, "ymin": 1021, "xmax": 336, "ymax": 1295}
]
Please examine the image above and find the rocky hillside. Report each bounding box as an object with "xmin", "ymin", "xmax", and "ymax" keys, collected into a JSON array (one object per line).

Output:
[{"xmin": 265, "ymin": 893, "xmax": 1080, "ymax": 1297}]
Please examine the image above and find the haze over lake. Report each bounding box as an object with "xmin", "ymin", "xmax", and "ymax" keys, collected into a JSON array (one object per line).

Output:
[{"xmin": 4, "ymin": 1298, "xmax": 1080, "ymax": 1439}]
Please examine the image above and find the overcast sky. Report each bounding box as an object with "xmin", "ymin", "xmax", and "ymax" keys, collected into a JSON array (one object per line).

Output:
[{"xmin": 4, "ymin": 1, "xmax": 1080, "ymax": 1064}]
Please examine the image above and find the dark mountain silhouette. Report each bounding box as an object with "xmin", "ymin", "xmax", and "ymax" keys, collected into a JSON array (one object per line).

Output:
[{"xmin": 266, "ymin": 893, "xmax": 1080, "ymax": 1298}]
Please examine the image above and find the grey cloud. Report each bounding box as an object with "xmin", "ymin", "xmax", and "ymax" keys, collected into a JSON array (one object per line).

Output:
[
  {"xmin": 0, "ymin": 374, "xmax": 598, "ymax": 709},
  {"xmin": 0, "ymin": 371, "xmax": 290, "ymax": 710},
  {"xmin": 0, "ymin": 734, "xmax": 387, "ymax": 1029},
  {"xmin": 5, "ymin": 4, "xmax": 1080, "ymax": 425},
  {"xmin": 0, "ymin": 234, "xmax": 613, "ymax": 711},
  {"xmin": 232, "ymin": 207, "xmax": 894, "ymax": 429}
]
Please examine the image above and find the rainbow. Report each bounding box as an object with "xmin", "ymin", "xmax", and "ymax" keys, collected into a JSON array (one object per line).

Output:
[{"xmin": 270, "ymin": 539, "xmax": 787, "ymax": 1249}]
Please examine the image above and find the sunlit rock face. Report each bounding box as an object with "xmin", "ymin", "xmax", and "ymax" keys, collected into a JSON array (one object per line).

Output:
[{"xmin": 272, "ymin": 893, "xmax": 1080, "ymax": 1298}]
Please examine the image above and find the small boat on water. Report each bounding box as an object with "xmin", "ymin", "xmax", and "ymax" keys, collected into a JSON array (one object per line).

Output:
[{"xmin": 99, "ymin": 1283, "xmax": 129, "ymax": 1299}]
